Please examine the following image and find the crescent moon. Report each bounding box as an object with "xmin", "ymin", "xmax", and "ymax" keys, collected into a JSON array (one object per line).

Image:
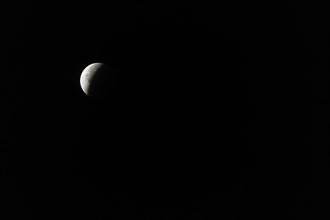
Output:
[{"xmin": 80, "ymin": 63, "xmax": 115, "ymax": 98}]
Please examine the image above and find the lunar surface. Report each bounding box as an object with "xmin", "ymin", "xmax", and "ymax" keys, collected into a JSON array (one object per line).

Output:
[{"xmin": 80, "ymin": 63, "xmax": 116, "ymax": 98}]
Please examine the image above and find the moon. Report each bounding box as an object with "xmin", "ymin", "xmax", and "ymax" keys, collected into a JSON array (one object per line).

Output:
[{"xmin": 80, "ymin": 63, "xmax": 116, "ymax": 98}]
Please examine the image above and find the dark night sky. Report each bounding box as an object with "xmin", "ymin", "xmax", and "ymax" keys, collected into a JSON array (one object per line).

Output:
[{"xmin": 2, "ymin": 2, "xmax": 330, "ymax": 219}]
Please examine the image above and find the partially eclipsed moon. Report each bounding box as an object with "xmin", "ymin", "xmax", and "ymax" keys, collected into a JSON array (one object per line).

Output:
[{"xmin": 80, "ymin": 63, "xmax": 116, "ymax": 98}]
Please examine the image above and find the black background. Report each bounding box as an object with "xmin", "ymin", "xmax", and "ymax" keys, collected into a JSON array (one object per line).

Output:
[{"xmin": 2, "ymin": 1, "xmax": 330, "ymax": 219}]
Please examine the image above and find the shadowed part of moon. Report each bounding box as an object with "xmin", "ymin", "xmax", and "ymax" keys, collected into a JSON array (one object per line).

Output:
[{"xmin": 80, "ymin": 63, "xmax": 116, "ymax": 98}]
